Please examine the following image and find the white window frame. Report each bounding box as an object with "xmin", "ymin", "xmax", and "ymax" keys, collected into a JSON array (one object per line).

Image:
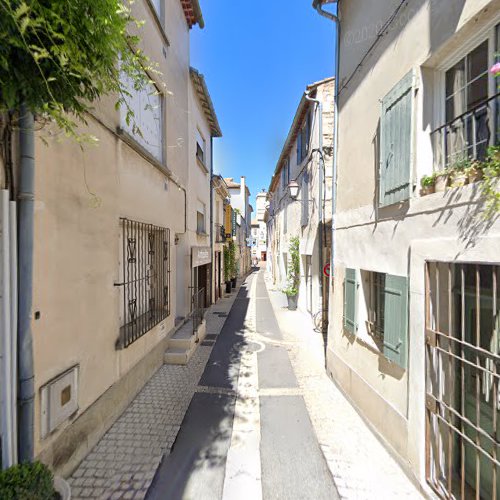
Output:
[{"xmin": 433, "ymin": 19, "xmax": 499, "ymax": 132}]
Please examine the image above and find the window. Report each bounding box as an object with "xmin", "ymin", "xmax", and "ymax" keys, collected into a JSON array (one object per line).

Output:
[
  {"xmin": 366, "ymin": 271, "xmax": 408, "ymax": 368},
  {"xmin": 379, "ymin": 71, "xmax": 413, "ymax": 206},
  {"xmin": 117, "ymin": 218, "xmax": 170, "ymax": 349},
  {"xmin": 120, "ymin": 70, "xmax": 163, "ymax": 163},
  {"xmin": 283, "ymin": 204, "xmax": 287, "ymax": 234},
  {"xmin": 297, "ymin": 111, "xmax": 312, "ymax": 165},
  {"xmin": 196, "ymin": 128, "xmax": 206, "ymax": 165},
  {"xmin": 444, "ymin": 40, "xmax": 490, "ymax": 163},
  {"xmin": 281, "ymin": 158, "xmax": 290, "ymax": 192},
  {"xmin": 301, "ymin": 170, "xmax": 309, "ymax": 226},
  {"xmin": 197, "ymin": 201, "xmax": 206, "ymax": 234},
  {"xmin": 151, "ymin": 0, "xmax": 162, "ymax": 19}
]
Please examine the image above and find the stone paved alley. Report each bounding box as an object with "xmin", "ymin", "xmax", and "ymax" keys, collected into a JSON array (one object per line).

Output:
[{"xmin": 69, "ymin": 268, "xmax": 424, "ymax": 499}]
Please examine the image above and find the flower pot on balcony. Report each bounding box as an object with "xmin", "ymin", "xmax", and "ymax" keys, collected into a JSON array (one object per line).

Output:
[
  {"xmin": 467, "ymin": 166, "xmax": 484, "ymax": 184},
  {"xmin": 434, "ymin": 173, "xmax": 449, "ymax": 192},
  {"xmin": 450, "ymin": 171, "xmax": 468, "ymax": 188},
  {"xmin": 54, "ymin": 476, "xmax": 71, "ymax": 500},
  {"xmin": 419, "ymin": 185, "xmax": 435, "ymax": 196},
  {"xmin": 286, "ymin": 294, "xmax": 298, "ymax": 311},
  {"xmin": 225, "ymin": 281, "xmax": 232, "ymax": 294}
]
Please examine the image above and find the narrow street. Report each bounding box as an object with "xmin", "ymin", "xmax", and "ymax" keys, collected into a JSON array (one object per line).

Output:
[{"xmin": 142, "ymin": 267, "xmax": 422, "ymax": 500}]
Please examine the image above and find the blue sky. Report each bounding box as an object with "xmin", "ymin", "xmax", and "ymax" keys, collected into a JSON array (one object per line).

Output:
[{"xmin": 191, "ymin": 0, "xmax": 336, "ymax": 210}]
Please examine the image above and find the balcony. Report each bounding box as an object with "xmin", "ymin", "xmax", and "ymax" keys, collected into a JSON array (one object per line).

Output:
[
  {"xmin": 215, "ymin": 223, "xmax": 226, "ymax": 243},
  {"xmin": 431, "ymin": 93, "xmax": 499, "ymax": 172}
]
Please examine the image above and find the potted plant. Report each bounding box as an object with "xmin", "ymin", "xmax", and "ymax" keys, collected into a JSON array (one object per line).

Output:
[
  {"xmin": 0, "ymin": 461, "xmax": 71, "ymax": 499},
  {"xmin": 450, "ymin": 157, "xmax": 470, "ymax": 188},
  {"xmin": 465, "ymin": 160, "xmax": 484, "ymax": 184},
  {"xmin": 282, "ymin": 236, "xmax": 300, "ymax": 311},
  {"xmin": 223, "ymin": 246, "xmax": 232, "ymax": 293},
  {"xmin": 420, "ymin": 173, "xmax": 436, "ymax": 196},
  {"xmin": 434, "ymin": 170, "xmax": 450, "ymax": 192},
  {"xmin": 228, "ymin": 240, "xmax": 237, "ymax": 288}
]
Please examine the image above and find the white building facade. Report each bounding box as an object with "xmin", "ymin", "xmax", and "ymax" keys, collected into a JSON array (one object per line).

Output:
[
  {"xmin": 267, "ymin": 78, "xmax": 334, "ymax": 320},
  {"xmin": 327, "ymin": 1, "xmax": 500, "ymax": 497}
]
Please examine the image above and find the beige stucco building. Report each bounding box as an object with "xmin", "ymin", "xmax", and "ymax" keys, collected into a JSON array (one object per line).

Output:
[
  {"xmin": 328, "ymin": 0, "xmax": 500, "ymax": 497},
  {"xmin": 224, "ymin": 177, "xmax": 252, "ymax": 277},
  {"xmin": 0, "ymin": 0, "xmax": 218, "ymax": 476},
  {"xmin": 267, "ymin": 77, "xmax": 334, "ymax": 320}
]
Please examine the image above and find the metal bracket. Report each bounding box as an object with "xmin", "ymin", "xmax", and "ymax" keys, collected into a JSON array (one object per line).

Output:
[
  {"xmin": 425, "ymin": 328, "xmax": 437, "ymax": 347},
  {"xmin": 426, "ymin": 394, "xmax": 437, "ymax": 414}
]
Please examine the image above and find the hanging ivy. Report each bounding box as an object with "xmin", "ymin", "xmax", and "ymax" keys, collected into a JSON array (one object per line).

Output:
[{"xmin": 0, "ymin": 0, "xmax": 157, "ymax": 139}]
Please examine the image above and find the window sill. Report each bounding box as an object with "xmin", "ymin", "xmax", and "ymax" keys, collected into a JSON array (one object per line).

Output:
[
  {"xmin": 196, "ymin": 157, "xmax": 209, "ymax": 174},
  {"xmin": 116, "ymin": 127, "xmax": 171, "ymax": 178},
  {"xmin": 196, "ymin": 231, "xmax": 209, "ymax": 237}
]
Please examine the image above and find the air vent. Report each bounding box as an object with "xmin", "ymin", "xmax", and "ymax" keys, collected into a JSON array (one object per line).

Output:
[{"xmin": 40, "ymin": 365, "xmax": 79, "ymax": 438}]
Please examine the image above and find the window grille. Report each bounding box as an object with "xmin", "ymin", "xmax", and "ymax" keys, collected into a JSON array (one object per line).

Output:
[
  {"xmin": 425, "ymin": 262, "xmax": 500, "ymax": 499},
  {"xmin": 115, "ymin": 218, "xmax": 170, "ymax": 349}
]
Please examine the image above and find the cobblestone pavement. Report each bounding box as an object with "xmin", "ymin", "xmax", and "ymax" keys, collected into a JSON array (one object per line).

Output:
[
  {"xmin": 264, "ymin": 271, "xmax": 424, "ymax": 500},
  {"xmin": 68, "ymin": 286, "xmax": 241, "ymax": 500}
]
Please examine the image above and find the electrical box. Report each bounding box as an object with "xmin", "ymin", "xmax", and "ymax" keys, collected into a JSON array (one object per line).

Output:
[{"xmin": 40, "ymin": 365, "xmax": 79, "ymax": 438}]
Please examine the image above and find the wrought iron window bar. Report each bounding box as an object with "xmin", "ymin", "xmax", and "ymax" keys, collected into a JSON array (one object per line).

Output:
[
  {"xmin": 431, "ymin": 92, "xmax": 500, "ymax": 172},
  {"xmin": 115, "ymin": 218, "xmax": 171, "ymax": 349},
  {"xmin": 425, "ymin": 262, "xmax": 500, "ymax": 499}
]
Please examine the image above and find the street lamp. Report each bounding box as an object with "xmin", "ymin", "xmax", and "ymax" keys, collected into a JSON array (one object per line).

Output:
[{"xmin": 287, "ymin": 180, "xmax": 300, "ymax": 200}]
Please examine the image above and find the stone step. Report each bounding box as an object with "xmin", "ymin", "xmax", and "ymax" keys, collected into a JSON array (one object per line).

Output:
[{"xmin": 164, "ymin": 319, "xmax": 207, "ymax": 365}]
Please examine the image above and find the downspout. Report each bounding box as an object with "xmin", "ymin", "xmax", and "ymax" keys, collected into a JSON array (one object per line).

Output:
[
  {"xmin": 304, "ymin": 92, "xmax": 324, "ymax": 330},
  {"xmin": 313, "ymin": 0, "xmax": 340, "ymax": 309},
  {"xmin": 17, "ymin": 104, "xmax": 35, "ymax": 463},
  {"xmin": 209, "ymin": 136, "xmax": 214, "ymax": 304}
]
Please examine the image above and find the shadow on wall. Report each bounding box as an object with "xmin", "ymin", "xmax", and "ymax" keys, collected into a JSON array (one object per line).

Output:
[{"xmin": 146, "ymin": 277, "xmax": 256, "ymax": 500}]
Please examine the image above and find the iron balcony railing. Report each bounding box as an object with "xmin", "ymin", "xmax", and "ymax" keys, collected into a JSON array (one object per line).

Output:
[
  {"xmin": 191, "ymin": 287, "xmax": 206, "ymax": 335},
  {"xmin": 115, "ymin": 218, "xmax": 171, "ymax": 349},
  {"xmin": 215, "ymin": 223, "xmax": 226, "ymax": 243},
  {"xmin": 431, "ymin": 93, "xmax": 500, "ymax": 172}
]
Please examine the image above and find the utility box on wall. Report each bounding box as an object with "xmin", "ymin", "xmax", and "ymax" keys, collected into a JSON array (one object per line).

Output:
[{"xmin": 40, "ymin": 365, "xmax": 79, "ymax": 438}]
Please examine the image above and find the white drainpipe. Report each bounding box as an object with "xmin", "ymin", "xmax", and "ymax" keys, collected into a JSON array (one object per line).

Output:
[{"xmin": 0, "ymin": 189, "xmax": 18, "ymax": 468}]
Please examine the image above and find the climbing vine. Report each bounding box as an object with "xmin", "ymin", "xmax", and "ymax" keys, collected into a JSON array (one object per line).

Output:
[{"xmin": 0, "ymin": 0, "xmax": 157, "ymax": 139}]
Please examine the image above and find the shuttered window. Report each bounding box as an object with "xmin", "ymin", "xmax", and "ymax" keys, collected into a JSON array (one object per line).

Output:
[
  {"xmin": 379, "ymin": 71, "xmax": 413, "ymax": 206},
  {"xmin": 343, "ymin": 268, "xmax": 358, "ymax": 334},
  {"xmin": 381, "ymin": 274, "xmax": 409, "ymax": 368}
]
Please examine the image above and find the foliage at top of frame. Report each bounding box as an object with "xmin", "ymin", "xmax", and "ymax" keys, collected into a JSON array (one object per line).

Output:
[{"xmin": 0, "ymin": 0, "xmax": 159, "ymax": 139}]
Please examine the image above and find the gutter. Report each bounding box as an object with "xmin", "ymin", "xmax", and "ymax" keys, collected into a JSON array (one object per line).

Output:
[
  {"xmin": 304, "ymin": 91, "xmax": 325, "ymax": 332},
  {"xmin": 17, "ymin": 104, "xmax": 35, "ymax": 462},
  {"xmin": 313, "ymin": 0, "xmax": 340, "ymax": 294}
]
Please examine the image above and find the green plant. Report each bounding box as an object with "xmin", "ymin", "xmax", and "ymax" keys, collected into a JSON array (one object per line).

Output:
[
  {"xmin": 283, "ymin": 236, "xmax": 300, "ymax": 297},
  {"xmin": 0, "ymin": 461, "xmax": 56, "ymax": 500},
  {"xmin": 451, "ymin": 156, "xmax": 472, "ymax": 172},
  {"xmin": 223, "ymin": 246, "xmax": 230, "ymax": 282},
  {"xmin": 0, "ymin": 0, "xmax": 156, "ymax": 140},
  {"xmin": 481, "ymin": 145, "xmax": 500, "ymax": 218},
  {"xmin": 420, "ymin": 173, "xmax": 436, "ymax": 188},
  {"xmin": 227, "ymin": 240, "xmax": 236, "ymax": 279}
]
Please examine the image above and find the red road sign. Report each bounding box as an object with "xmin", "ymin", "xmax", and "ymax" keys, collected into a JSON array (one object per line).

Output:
[{"xmin": 323, "ymin": 263, "xmax": 331, "ymax": 277}]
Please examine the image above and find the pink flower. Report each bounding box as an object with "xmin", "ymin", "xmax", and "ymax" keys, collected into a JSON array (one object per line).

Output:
[{"xmin": 490, "ymin": 62, "xmax": 500, "ymax": 75}]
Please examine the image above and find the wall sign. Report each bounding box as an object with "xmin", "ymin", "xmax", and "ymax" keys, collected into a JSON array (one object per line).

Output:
[{"xmin": 192, "ymin": 246, "xmax": 211, "ymax": 268}]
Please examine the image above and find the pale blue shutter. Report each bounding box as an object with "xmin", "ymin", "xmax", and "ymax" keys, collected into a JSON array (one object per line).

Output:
[
  {"xmin": 343, "ymin": 268, "xmax": 358, "ymax": 334},
  {"xmin": 380, "ymin": 71, "xmax": 413, "ymax": 206},
  {"xmin": 296, "ymin": 133, "xmax": 302, "ymax": 165},
  {"xmin": 382, "ymin": 274, "xmax": 409, "ymax": 368}
]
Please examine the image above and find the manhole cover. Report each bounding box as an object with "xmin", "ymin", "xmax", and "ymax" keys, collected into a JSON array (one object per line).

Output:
[{"xmin": 246, "ymin": 342, "xmax": 262, "ymax": 353}]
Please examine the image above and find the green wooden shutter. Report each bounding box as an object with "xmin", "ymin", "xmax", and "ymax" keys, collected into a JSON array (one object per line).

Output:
[
  {"xmin": 382, "ymin": 274, "xmax": 409, "ymax": 368},
  {"xmin": 380, "ymin": 71, "xmax": 413, "ymax": 206},
  {"xmin": 343, "ymin": 268, "xmax": 358, "ymax": 334}
]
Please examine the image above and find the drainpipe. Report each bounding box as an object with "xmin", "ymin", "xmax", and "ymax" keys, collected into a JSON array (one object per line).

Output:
[
  {"xmin": 304, "ymin": 91, "xmax": 324, "ymax": 329},
  {"xmin": 313, "ymin": 0, "xmax": 340, "ymax": 302},
  {"xmin": 209, "ymin": 136, "xmax": 214, "ymax": 304},
  {"xmin": 17, "ymin": 104, "xmax": 35, "ymax": 463}
]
